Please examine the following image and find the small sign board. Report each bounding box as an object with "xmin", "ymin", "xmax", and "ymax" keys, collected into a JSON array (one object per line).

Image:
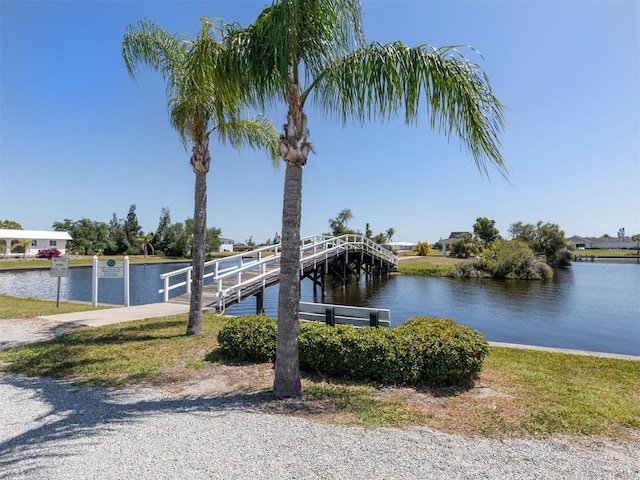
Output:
[
  {"xmin": 50, "ymin": 257, "xmax": 70, "ymax": 277},
  {"xmin": 98, "ymin": 259, "xmax": 124, "ymax": 278}
]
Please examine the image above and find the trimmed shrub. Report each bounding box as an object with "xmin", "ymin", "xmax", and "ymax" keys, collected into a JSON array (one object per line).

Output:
[
  {"xmin": 216, "ymin": 314, "xmax": 277, "ymax": 361},
  {"xmin": 398, "ymin": 317, "xmax": 489, "ymax": 387},
  {"xmin": 217, "ymin": 315, "xmax": 489, "ymax": 387}
]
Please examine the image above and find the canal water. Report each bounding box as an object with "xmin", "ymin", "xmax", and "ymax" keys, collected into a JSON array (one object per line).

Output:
[{"xmin": 1, "ymin": 262, "xmax": 638, "ymax": 356}]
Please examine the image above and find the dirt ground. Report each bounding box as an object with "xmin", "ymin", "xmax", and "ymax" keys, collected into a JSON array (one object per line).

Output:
[{"xmin": 145, "ymin": 351, "xmax": 522, "ymax": 438}]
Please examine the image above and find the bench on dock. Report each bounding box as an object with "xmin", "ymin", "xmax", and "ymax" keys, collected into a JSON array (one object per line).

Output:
[{"xmin": 298, "ymin": 301, "xmax": 391, "ymax": 328}]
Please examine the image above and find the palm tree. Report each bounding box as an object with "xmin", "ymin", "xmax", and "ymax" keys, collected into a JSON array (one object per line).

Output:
[
  {"xmin": 137, "ymin": 233, "xmax": 155, "ymax": 258},
  {"xmin": 225, "ymin": 0, "xmax": 507, "ymax": 397},
  {"xmin": 385, "ymin": 228, "xmax": 395, "ymax": 245},
  {"xmin": 12, "ymin": 238, "xmax": 32, "ymax": 258},
  {"xmin": 123, "ymin": 17, "xmax": 279, "ymax": 335}
]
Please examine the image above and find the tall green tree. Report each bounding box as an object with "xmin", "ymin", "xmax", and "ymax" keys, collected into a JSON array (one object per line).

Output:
[
  {"xmin": 53, "ymin": 218, "xmax": 109, "ymax": 255},
  {"xmin": 206, "ymin": 227, "xmax": 222, "ymax": 253},
  {"xmin": 123, "ymin": 17, "xmax": 279, "ymax": 335},
  {"xmin": 509, "ymin": 220, "xmax": 570, "ymax": 267},
  {"xmin": 328, "ymin": 208, "xmax": 354, "ymax": 235},
  {"xmin": 163, "ymin": 222, "xmax": 190, "ymax": 257},
  {"xmin": 508, "ymin": 221, "xmax": 537, "ymax": 244},
  {"xmin": 106, "ymin": 213, "xmax": 126, "ymax": 255},
  {"xmin": 473, "ymin": 217, "xmax": 500, "ymax": 246},
  {"xmin": 0, "ymin": 220, "xmax": 22, "ymax": 230},
  {"xmin": 122, "ymin": 204, "xmax": 143, "ymax": 255},
  {"xmin": 154, "ymin": 207, "xmax": 172, "ymax": 255},
  {"xmin": 226, "ymin": 0, "xmax": 506, "ymax": 397}
]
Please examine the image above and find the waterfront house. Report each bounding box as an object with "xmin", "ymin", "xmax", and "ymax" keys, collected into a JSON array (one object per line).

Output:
[
  {"xmin": 439, "ymin": 232, "xmax": 470, "ymax": 256},
  {"xmin": 567, "ymin": 235, "xmax": 637, "ymax": 250},
  {"xmin": 219, "ymin": 238, "xmax": 234, "ymax": 252},
  {"xmin": 0, "ymin": 229, "xmax": 73, "ymax": 257}
]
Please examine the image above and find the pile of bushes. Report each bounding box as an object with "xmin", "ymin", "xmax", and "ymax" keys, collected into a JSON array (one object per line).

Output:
[{"xmin": 217, "ymin": 315, "xmax": 489, "ymax": 387}]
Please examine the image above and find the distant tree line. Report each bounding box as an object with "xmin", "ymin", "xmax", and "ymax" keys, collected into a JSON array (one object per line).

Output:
[{"xmin": 50, "ymin": 205, "xmax": 221, "ymax": 257}]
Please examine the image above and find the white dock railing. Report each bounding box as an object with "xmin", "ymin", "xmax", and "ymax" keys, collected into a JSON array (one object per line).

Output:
[{"xmin": 159, "ymin": 233, "xmax": 398, "ymax": 308}]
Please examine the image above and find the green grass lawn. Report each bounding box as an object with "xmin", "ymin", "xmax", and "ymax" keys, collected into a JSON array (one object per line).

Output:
[
  {"xmin": 396, "ymin": 255, "xmax": 463, "ymax": 276},
  {"xmin": 1, "ymin": 296, "xmax": 638, "ymax": 442},
  {"xmin": 0, "ymin": 295, "xmax": 111, "ymax": 318},
  {"xmin": 572, "ymin": 248, "xmax": 639, "ymax": 257}
]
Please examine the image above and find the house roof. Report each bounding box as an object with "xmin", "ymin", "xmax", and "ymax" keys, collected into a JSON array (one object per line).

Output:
[
  {"xmin": 0, "ymin": 229, "xmax": 72, "ymax": 240},
  {"xmin": 440, "ymin": 232, "xmax": 470, "ymax": 244}
]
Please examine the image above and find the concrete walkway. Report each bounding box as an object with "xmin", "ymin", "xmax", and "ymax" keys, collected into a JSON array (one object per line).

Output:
[
  {"xmin": 488, "ymin": 341, "xmax": 639, "ymax": 361},
  {"xmin": 37, "ymin": 302, "xmax": 190, "ymax": 327}
]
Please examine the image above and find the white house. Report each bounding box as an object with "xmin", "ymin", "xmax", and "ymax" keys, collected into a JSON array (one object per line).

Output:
[
  {"xmin": 0, "ymin": 229, "xmax": 73, "ymax": 257},
  {"xmin": 219, "ymin": 237, "xmax": 234, "ymax": 252},
  {"xmin": 566, "ymin": 235, "xmax": 638, "ymax": 250},
  {"xmin": 387, "ymin": 241, "xmax": 417, "ymax": 251}
]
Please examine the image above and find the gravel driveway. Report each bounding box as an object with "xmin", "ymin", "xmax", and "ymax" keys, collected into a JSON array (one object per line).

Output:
[{"xmin": 1, "ymin": 318, "xmax": 639, "ymax": 479}]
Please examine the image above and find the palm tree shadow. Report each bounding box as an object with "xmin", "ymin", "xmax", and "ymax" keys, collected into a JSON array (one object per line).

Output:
[{"xmin": 0, "ymin": 373, "xmax": 274, "ymax": 478}]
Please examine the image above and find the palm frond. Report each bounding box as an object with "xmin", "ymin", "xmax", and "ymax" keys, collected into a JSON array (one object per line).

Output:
[
  {"xmin": 313, "ymin": 42, "xmax": 507, "ymax": 178},
  {"xmin": 122, "ymin": 19, "xmax": 185, "ymax": 98},
  {"xmin": 222, "ymin": 0, "xmax": 365, "ymax": 109},
  {"xmin": 215, "ymin": 115, "xmax": 281, "ymax": 167}
]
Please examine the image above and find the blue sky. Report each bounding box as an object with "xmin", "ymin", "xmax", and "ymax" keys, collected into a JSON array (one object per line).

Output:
[{"xmin": 1, "ymin": 0, "xmax": 638, "ymax": 244}]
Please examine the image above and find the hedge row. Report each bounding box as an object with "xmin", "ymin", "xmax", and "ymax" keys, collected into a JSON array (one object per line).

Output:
[{"xmin": 217, "ymin": 315, "xmax": 489, "ymax": 387}]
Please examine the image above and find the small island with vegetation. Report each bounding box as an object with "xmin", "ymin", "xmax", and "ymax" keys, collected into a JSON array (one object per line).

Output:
[{"xmin": 398, "ymin": 217, "xmax": 639, "ymax": 280}]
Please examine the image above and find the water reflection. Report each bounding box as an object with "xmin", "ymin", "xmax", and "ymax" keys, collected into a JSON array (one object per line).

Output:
[
  {"xmin": 1, "ymin": 262, "xmax": 638, "ymax": 355},
  {"xmin": 0, "ymin": 263, "xmax": 190, "ymax": 306}
]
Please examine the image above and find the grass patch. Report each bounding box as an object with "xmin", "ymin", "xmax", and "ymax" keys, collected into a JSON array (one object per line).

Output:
[
  {"xmin": 0, "ymin": 295, "xmax": 111, "ymax": 319},
  {"xmin": 572, "ymin": 249, "xmax": 639, "ymax": 258},
  {"xmin": 482, "ymin": 347, "xmax": 640, "ymax": 439},
  {"xmin": 0, "ymin": 313, "xmax": 227, "ymax": 386},
  {"xmin": 1, "ymin": 304, "xmax": 638, "ymax": 442},
  {"xmin": 397, "ymin": 256, "xmax": 464, "ymax": 276}
]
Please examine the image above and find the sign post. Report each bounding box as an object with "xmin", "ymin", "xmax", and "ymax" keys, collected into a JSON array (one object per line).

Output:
[
  {"xmin": 50, "ymin": 257, "xmax": 70, "ymax": 307},
  {"xmin": 92, "ymin": 256, "xmax": 130, "ymax": 307}
]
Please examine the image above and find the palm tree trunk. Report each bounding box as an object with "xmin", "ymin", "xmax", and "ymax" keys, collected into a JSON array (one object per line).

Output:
[
  {"xmin": 273, "ymin": 85, "xmax": 309, "ymax": 398},
  {"xmin": 187, "ymin": 139, "xmax": 209, "ymax": 336},
  {"xmin": 274, "ymin": 161, "xmax": 303, "ymax": 398}
]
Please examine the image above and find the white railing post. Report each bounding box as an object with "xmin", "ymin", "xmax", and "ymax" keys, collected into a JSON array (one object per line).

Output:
[
  {"xmin": 186, "ymin": 270, "xmax": 192, "ymax": 294},
  {"xmin": 163, "ymin": 276, "xmax": 170, "ymax": 302},
  {"xmin": 92, "ymin": 255, "xmax": 98, "ymax": 307},
  {"xmin": 124, "ymin": 256, "xmax": 130, "ymax": 307}
]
